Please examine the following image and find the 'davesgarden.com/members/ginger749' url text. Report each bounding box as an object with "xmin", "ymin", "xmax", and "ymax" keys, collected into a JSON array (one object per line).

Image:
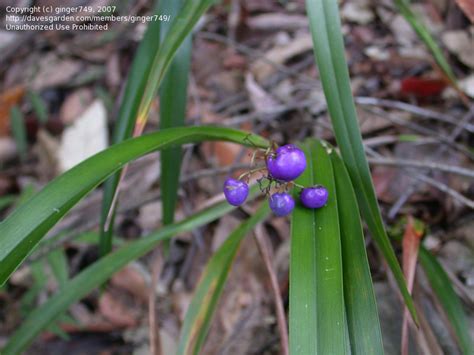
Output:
[{"xmin": 4, "ymin": 5, "xmax": 171, "ymax": 31}]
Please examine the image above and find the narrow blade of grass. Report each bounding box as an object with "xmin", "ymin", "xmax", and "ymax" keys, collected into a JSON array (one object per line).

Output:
[
  {"xmin": 100, "ymin": 0, "xmax": 215, "ymax": 256},
  {"xmin": 159, "ymin": 0, "xmax": 192, "ymax": 226},
  {"xmin": 177, "ymin": 203, "xmax": 270, "ymax": 355},
  {"xmin": 289, "ymin": 140, "xmax": 347, "ymax": 354},
  {"xmin": 331, "ymin": 151, "xmax": 384, "ymax": 355},
  {"xmin": 0, "ymin": 126, "xmax": 269, "ymax": 286},
  {"xmin": 1, "ymin": 195, "xmax": 257, "ymax": 355},
  {"xmin": 305, "ymin": 0, "xmax": 417, "ymax": 323},
  {"xmin": 394, "ymin": 0, "xmax": 456, "ymax": 84},
  {"xmin": 47, "ymin": 248, "xmax": 69, "ymax": 288},
  {"xmin": 0, "ymin": 195, "xmax": 16, "ymax": 212},
  {"xmin": 28, "ymin": 91, "xmax": 48, "ymax": 124},
  {"xmin": 10, "ymin": 106, "xmax": 27, "ymax": 161},
  {"xmin": 419, "ymin": 247, "xmax": 473, "ymax": 354}
]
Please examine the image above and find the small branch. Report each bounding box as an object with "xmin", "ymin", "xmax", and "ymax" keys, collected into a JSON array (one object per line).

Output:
[
  {"xmin": 253, "ymin": 224, "xmax": 289, "ymax": 355},
  {"xmin": 388, "ymin": 107, "xmax": 474, "ymax": 217},
  {"xmin": 148, "ymin": 249, "xmax": 164, "ymax": 355},
  {"xmin": 355, "ymin": 97, "xmax": 474, "ymax": 133},
  {"xmin": 367, "ymin": 157, "xmax": 474, "ymax": 179}
]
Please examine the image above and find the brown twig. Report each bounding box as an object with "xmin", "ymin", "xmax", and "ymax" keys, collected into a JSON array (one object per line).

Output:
[
  {"xmin": 253, "ymin": 224, "xmax": 289, "ymax": 355},
  {"xmin": 388, "ymin": 107, "xmax": 474, "ymax": 217},
  {"xmin": 367, "ymin": 157, "xmax": 474, "ymax": 179},
  {"xmin": 148, "ymin": 248, "xmax": 164, "ymax": 355}
]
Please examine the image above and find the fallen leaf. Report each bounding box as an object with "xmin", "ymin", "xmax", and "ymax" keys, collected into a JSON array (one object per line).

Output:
[
  {"xmin": 98, "ymin": 291, "xmax": 137, "ymax": 328},
  {"xmin": 245, "ymin": 72, "xmax": 280, "ymax": 113},
  {"xmin": 442, "ymin": 30, "xmax": 474, "ymax": 69},
  {"xmin": 0, "ymin": 86, "xmax": 25, "ymax": 136},
  {"xmin": 0, "ymin": 137, "xmax": 17, "ymax": 163},
  {"xmin": 459, "ymin": 74, "xmax": 474, "ymax": 98},
  {"xmin": 30, "ymin": 53, "xmax": 82, "ymax": 91},
  {"xmin": 454, "ymin": 0, "xmax": 474, "ymax": 22},
  {"xmin": 0, "ymin": 30, "xmax": 18, "ymax": 51},
  {"xmin": 341, "ymin": 1, "xmax": 375, "ymax": 25},
  {"xmin": 111, "ymin": 265, "xmax": 150, "ymax": 304},
  {"xmin": 400, "ymin": 77, "xmax": 447, "ymax": 97},
  {"xmin": 57, "ymin": 99, "xmax": 108, "ymax": 172},
  {"xmin": 251, "ymin": 33, "xmax": 313, "ymax": 81},
  {"xmin": 59, "ymin": 88, "xmax": 94, "ymax": 125},
  {"xmin": 246, "ymin": 13, "xmax": 308, "ymax": 31},
  {"xmin": 401, "ymin": 216, "xmax": 424, "ymax": 355}
]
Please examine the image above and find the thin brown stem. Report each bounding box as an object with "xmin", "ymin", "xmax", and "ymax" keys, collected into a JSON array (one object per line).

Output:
[{"xmin": 253, "ymin": 224, "xmax": 289, "ymax": 355}]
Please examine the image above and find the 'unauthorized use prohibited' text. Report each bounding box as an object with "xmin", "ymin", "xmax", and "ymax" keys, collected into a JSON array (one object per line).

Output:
[{"xmin": 4, "ymin": 5, "xmax": 170, "ymax": 31}]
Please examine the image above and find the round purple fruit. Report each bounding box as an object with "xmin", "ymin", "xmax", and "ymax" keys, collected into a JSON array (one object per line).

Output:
[
  {"xmin": 223, "ymin": 178, "xmax": 249, "ymax": 206},
  {"xmin": 300, "ymin": 185, "xmax": 328, "ymax": 209},
  {"xmin": 269, "ymin": 192, "xmax": 295, "ymax": 216},
  {"xmin": 266, "ymin": 144, "xmax": 306, "ymax": 182}
]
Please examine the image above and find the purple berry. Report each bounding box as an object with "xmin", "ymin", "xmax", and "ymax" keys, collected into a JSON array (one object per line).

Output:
[
  {"xmin": 224, "ymin": 178, "xmax": 249, "ymax": 206},
  {"xmin": 266, "ymin": 144, "xmax": 306, "ymax": 181},
  {"xmin": 300, "ymin": 185, "xmax": 328, "ymax": 209},
  {"xmin": 269, "ymin": 192, "xmax": 295, "ymax": 216}
]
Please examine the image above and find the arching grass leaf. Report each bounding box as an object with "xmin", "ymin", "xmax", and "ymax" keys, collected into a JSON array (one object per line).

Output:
[
  {"xmin": 289, "ymin": 140, "xmax": 347, "ymax": 354},
  {"xmin": 305, "ymin": 0, "xmax": 417, "ymax": 323},
  {"xmin": 0, "ymin": 127, "xmax": 269, "ymax": 285},
  {"xmin": 177, "ymin": 203, "xmax": 270, "ymax": 355}
]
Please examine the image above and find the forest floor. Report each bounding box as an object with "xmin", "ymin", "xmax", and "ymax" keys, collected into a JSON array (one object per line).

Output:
[{"xmin": 0, "ymin": 0, "xmax": 473, "ymax": 354}]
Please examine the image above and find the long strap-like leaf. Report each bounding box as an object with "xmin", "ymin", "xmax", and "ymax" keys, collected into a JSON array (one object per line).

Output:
[
  {"xmin": 177, "ymin": 204, "xmax": 270, "ymax": 355},
  {"xmin": 290, "ymin": 140, "xmax": 347, "ymax": 354},
  {"xmin": 159, "ymin": 0, "xmax": 193, "ymax": 227},
  {"xmin": 419, "ymin": 247, "xmax": 474, "ymax": 354},
  {"xmin": 331, "ymin": 151, "xmax": 384, "ymax": 355},
  {"xmin": 100, "ymin": 0, "xmax": 215, "ymax": 255},
  {"xmin": 305, "ymin": 0, "xmax": 417, "ymax": 323},
  {"xmin": 0, "ymin": 127, "xmax": 269, "ymax": 286},
  {"xmin": 1, "ymin": 195, "xmax": 261, "ymax": 354}
]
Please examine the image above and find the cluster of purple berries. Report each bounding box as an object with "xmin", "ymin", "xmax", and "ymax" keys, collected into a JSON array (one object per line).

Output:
[{"xmin": 223, "ymin": 144, "xmax": 328, "ymax": 216}]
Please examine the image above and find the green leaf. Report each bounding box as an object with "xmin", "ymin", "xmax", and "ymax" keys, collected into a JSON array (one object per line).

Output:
[
  {"xmin": 394, "ymin": 0, "xmax": 456, "ymax": 84},
  {"xmin": 47, "ymin": 249, "xmax": 69, "ymax": 288},
  {"xmin": 0, "ymin": 126, "xmax": 269, "ymax": 286},
  {"xmin": 2, "ymin": 196, "xmax": 254, "ymax": 354},
  {"xmin": 0, "ymin": 195, "xmax": 16, "ymax": 212},
  {"xmin": 331, "ymin": 151, "xmax": 384, "ymax": 355},
  {"xmin": 419, "ymin": 247, "xmax": 473, "ymax": 354},
  {"xmin": 177, "ymin": 203, "xmax": 270, "ymax": 355},
  {"xmin": 100, "ymin": 0, "xmax": 215, "ymax": 255},
  {"xmin": 28, "ymin": 91, "xmax": 48, "ymax": 124},
  {"xmin": 9, "ymin": 106, "xmax": 28, "ymax": 161},
  {"xmin": 20, "ymin": 261, "xmax": 47, "ymax": 312},
  {"xmin": 159, "ymin": 0, "xmax": 192, "ymax": 227},
  {"xmin": 305, "ymin": 0, "xmax": 417, "ymax": 323},
  {"xmin": 289, "ymin": 140, "xmax": 347, "ymax": 354}
]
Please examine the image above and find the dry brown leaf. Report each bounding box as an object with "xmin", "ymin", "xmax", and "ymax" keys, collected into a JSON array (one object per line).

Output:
[
  {"xmin": 0, "ymin": 86, "xmax": 25, "ymax": 136},
  {"xmin": 245, "ymin": 72, "xmax": 280, "ymax": 113},
  {"xmin": 59, "ymin": 88, "xmax": 94, "ymax": 125},
  {"xmin": 30, "ymin": 53, "xmax": 82, "ymax": 90},
  {"xmin": 0, "ymin": 137, "xmax": 17, "ymax": 163},
  {"xmin": 246, "ymin": 13, "xmax": 308, "ymax": 31},
  {"xmin": 98, "ymin": 291, "xmax": 138, "ymax": 328},
  {"xmin": 250, "ymin": 33, "xmax": 313, "ymax": 82},
  {"xmin": 200, "ymin": 105, "xmax": 252, "ymax": 169},
  {"xmin": 401, "ymin": 217, "xmax": 424, "ymax": 355},
  {"xmin": 442, "ymin": 30, "xmax": 474, "ymax": 69},
  {"xmin": 58, "ymin": 99, "xmax": 108, "ymax": 172},
  {"xmin": 341, "ymin": 1, "xmax": 375, "ymax": 25},
  {"xmin": 111, "ymin": 265, "xmax": 150, "ymax": 304},
  {"xmin": 455, "ymin": 0, "xmax": 474, "ymax": 22}
]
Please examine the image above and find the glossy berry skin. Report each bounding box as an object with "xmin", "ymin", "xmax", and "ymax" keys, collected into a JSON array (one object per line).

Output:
[
  {"xmin": 266, "ymin": 144, "xmax": 306, "ymax": 181},
  {"xmin": 223, "ymin": 178, "xmax": 249, "ymax": 206},
  {"xmin": 300, "ymin": 186, "xmax": 328, "ymax": 209},
  {"xmin": 269, "ymin": 192, "xmax": 295, "ymax": 216}
]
